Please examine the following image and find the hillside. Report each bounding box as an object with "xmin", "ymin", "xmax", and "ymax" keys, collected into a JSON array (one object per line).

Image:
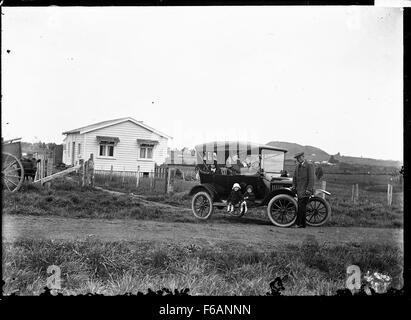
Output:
[
  {"xmin": 266, "ymin": 141, "xmax": 330, "ymax": 161},
  {"xmin": 334, "ymin": 154, "xmax": 402, "ymax": 168},
  {"xmin": 267, "ymin": 141, "xmax": 402, "ymax": 168}
]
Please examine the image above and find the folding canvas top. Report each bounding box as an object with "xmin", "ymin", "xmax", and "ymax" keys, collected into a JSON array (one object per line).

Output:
[{"xmin": 194, "ymin": 141, "xmax": 288, "ymax": 165}]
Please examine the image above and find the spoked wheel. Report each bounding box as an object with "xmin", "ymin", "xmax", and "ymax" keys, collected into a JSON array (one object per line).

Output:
[
  {"xmin": 267, "ymin": 194, "xmax": 297, "ymax": 227},
  {"xmin": 191, "ymin": 191, "xmax": 214, "ymax": 220},
  {"xmin": 306, "ymin": 196, "xmax": 331, "ymax": 226},
  {"xmin": 2, "ymin": 152, "xmax": 24, "ymax": 193}
]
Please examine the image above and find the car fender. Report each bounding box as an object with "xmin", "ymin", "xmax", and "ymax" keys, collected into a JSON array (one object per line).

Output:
[
  {"xmin": 189, "ymin": 183, "xmax": 219, "ymax": 200},
  {"xmin": 314, "ymin": 189, "xmax": 332, "ymax": 196},
  {"xmin": 262, "ymin": 188, "xmax": 296, "ymax": 205}
]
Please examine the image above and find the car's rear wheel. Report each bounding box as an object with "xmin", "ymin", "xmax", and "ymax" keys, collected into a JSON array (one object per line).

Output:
[
  {"xmin": 305, "ymin": 196, "xmax": 331, "ymax": 226},
  {"xmin": 191, "ymin": 191, "xmax": 214, "ymax": 220},
  {"xmin": 267, "ymin": 194, "xmax": 297, "ymax": 227}
]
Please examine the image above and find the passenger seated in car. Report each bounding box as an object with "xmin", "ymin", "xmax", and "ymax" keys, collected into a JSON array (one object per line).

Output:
[
  {"xmin": 230, "ymin": 156, "xmax": 245, "ymax": 175},
  {"xmin": 227, "ymin": 183, "xmax": 243, "ymax": 213},
  {"xmin": 240, "ymin": 185, "xmax": 256, "ymax": 214},
  {"xmin": 212, "ymin": 160, "xmax": 221, "ymax": 174}
]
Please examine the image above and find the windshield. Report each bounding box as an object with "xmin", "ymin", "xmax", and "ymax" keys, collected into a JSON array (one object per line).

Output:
[{"xmin": 261, "ymin": 149, "xmax": 285, "ymax": 173}]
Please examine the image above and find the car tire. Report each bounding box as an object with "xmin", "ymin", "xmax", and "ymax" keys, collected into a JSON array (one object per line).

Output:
[
  {"xmin": 191, "ymin": 191, "xmax": 214, "ymax": 220},
  {"xmin": 305, "ymin": 196, "xmax": 331, "ymax": 227},
  {"xmin": 267, "ymin": 194, "xmax": 298, "ymax": 227}
]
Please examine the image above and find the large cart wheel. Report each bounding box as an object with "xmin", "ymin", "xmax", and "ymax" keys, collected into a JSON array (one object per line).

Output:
[
  {"xmin": 191, "ymin": 191, "xmax": 214, "ymax": 220},
  {"xmin": 306, "ymin": 196, "xmax": 331, "ymax": 227},
  {"xmin": 2, "ymin": 152, "xmax": 24, "ymax": 193},
  {"xmin": 267, "ymin": 194, "xmax": 297, "ymax": 227}
]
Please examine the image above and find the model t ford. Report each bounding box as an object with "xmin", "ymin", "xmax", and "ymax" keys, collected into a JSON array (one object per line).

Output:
[{"xmin": 189, "ymin": 141, "xmax": 331, "ymax": 227}]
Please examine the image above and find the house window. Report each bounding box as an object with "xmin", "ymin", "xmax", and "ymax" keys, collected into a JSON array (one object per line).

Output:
[
  {"xmin": 139, "ymin": 143, "xmax": 154, "ymax": 159},
  {"xmin": 99, "ymin": 141, "xmax": 115, "ymax": 157},
  {"xmin": 78, "ymin": 143, "xmax": 82, "ymax": 156}
]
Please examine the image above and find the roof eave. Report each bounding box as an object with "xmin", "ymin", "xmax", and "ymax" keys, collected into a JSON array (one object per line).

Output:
[
  {"xmin": 80, "ymin": 118, "xmax": 172, "ymax": 139},
  {"xmin": 62, "ymin": 130, "xmax": 80, "ymax": 135}
]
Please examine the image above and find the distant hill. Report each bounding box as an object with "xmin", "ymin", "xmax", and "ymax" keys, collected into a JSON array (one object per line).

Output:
[
  {"xmin": 334, "ymin": 154, "xmax": 402, "ymax": 168},
  {"xmin": 266, "ymin": 141, "xmax": 402, "ymax": 168},
  {"xmin": 266, "ymin": 141, "xmax": 330, "ymax": 162}
]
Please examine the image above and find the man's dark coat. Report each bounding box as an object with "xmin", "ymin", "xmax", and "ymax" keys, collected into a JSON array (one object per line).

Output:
[{"xmin": 292, "ymin": 161, "xmax": 315, "ymax": 198}]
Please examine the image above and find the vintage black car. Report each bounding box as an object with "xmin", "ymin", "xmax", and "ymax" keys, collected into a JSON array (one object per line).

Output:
[{"xmin": 189, "ymin": 141, "xmax": 331, "ymax": 227}]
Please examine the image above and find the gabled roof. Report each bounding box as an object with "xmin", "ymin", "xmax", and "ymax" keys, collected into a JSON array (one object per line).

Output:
[{"xmin": 62, "ymin": 117, "xmax": 172, "ymax": 139}]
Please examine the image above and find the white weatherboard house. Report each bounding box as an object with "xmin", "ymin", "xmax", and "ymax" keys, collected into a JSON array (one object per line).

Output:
[{"xmin": 62, "ymin": 117, "xmax": 171, "ymax": 174}]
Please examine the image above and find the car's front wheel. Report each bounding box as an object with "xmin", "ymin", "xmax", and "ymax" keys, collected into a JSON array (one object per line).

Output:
[
  {"xmin": 191, "ymin": 191, "xmax": 214, "ymax": 220},
  {"xmin": 305, "ymin": 196, "xmax": 331, "ymax": 226},
  {"xmin": 267, "ymin": 194, "xmax": 297, "ymax": 227}
]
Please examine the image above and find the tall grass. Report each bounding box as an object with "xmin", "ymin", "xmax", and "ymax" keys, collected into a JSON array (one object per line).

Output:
[{"xmin": 2, "ymin": 239, "xmax": 403, "ymax": 296}]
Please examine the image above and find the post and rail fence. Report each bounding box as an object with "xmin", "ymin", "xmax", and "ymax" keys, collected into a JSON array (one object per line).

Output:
[{"xmin": 92, "ymin": 164, "xmax": 197, "ymax": 195}]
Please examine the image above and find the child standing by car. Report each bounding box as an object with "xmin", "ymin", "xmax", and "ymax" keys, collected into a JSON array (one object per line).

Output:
[{"xmin": 227, "ymin": 183, "xmax": 243, "ymax": 213}]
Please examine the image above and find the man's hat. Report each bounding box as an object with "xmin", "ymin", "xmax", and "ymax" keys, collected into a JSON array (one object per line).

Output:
[{"xmin": 294, "ymin": 152, "xmax": 304, "ymax": 159}]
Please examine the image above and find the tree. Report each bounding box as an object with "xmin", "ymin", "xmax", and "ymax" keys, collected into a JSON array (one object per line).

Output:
[
  {"xmin": 315, "ymin": 166, "xmax": 324, "ymax": 180},
  {"xmin": 329, "ymin": 155, "xmax": 339, "ymax": 164}
]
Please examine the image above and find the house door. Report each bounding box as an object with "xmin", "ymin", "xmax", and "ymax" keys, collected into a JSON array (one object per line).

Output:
[{"xmin": 72, "ymin": 142, "xmax": 75, "ymax": 165}]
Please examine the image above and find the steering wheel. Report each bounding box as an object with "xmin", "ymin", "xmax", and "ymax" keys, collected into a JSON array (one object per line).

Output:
[{"xmin": 250, "ymin": 161, "xmax": 260, "ymax": 170}]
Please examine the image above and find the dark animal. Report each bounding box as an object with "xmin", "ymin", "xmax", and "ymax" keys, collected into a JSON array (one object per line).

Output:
[
  {"xmin": 315, "ymin": 166, "xmax": 323, "ymax": 180},
  {"xmin": 20, "ymin": 157, "xmax": 40, "ymax": 181}
]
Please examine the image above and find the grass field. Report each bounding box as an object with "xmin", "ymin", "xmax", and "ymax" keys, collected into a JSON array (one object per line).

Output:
[
  {"xmin": 2, "ymin": 174, "xmax": 403, "ymax": 296},
  {"xmin": 2, "ymin": 238, "xmax": 403, "ymax": 296}
]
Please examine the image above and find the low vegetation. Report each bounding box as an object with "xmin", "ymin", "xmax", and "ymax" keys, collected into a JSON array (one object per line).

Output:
[
  {"xmin": 3, "ymin": 174, "xmax": 403, "ymax": 228},
  {"xmin": 2, "ymin": 238, "xmax": 403, "ymax": 296}
]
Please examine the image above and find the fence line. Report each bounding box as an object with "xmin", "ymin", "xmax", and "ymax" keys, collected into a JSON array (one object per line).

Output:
[
  {"xmin": 351, "ymin": 184, "xmax": 359, "ymax": 203},
  {"xmin": 93, "ymin": 166, "xmax": 197, "ymax": 194}
]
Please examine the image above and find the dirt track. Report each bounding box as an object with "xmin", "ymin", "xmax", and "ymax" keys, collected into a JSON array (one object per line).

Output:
[{"xmin": 2, "ymin": 215, "xmax": 403, "ymax": 250}]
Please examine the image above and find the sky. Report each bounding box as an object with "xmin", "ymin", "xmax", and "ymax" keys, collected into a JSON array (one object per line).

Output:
[{"xmin": 1, "ymin": 6, "xmax": 403, "ymax": 161}]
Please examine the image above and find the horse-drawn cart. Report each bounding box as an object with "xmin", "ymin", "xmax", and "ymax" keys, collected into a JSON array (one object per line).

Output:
[{"xmin": 2, "ymin": 138, "xmax": 25, "ymax": 192}]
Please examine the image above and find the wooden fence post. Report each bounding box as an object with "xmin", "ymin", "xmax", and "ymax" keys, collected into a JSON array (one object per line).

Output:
[
  {"xmin": 110, "ymin": 165, "xmax": 113, "ymax": 182},
  {"xmin": 79, "ymin": 159, "xmax": 85, "ymax": 187},
  {"xmin": 152, "ymin": 169, "xmax": 156, "ymax": 191},
  {"xmin": 164, "ymin": 167, "xmax": 169, "ymax": 194},
  {"xmin": 39, "ymin": 158, "xmax": 44, "ymax": 181},
  {"xmin": 167, "ymin": 168, "xmax": 173, "ymax": 193},
  {"xmin": 122, "ymin": 167, "xmax": 125, "ymax": 185},
  {"xmin": 47, "ymin": 158, "xmax": 53, "ymax": 177},
  {"xmin": 89, "ymin": 153, "xmax": 94, "ymax": 187},
  {"xmin": 321, "ymin": 180, "xmax": 326, "ymax": 199},
  {"xmin": 136, "ymin": 165, "xmax": 140, "ymax": 188},
  {"xmin": 351, "ymin": 184, "xmax": 359, "ymax": 203},
  {"xmin": 35, "ymin": 161, "xmax": 40, "ymax": 181},
  {"xmin": 150, "ymin": 170, "xmax": 154, "ymax": 192},
  {"xmin": 387, "ymin": 184, "xmax": 393, "ymax": 206},
  {"xmin": 351, "ymin": 184, "xmax": 355, "ymax": 202}
]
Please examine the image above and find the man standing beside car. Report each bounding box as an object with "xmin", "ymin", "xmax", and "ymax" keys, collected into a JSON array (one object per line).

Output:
[{"xmin": 291, "ymin": 152, "xmax": 315, "ymax": 228}]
